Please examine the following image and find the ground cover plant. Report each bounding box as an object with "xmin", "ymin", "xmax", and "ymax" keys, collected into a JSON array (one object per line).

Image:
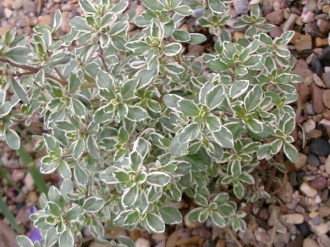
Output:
[{"xmin": 0, "ymin": 0, "xmax": 302, "ymax": 246}]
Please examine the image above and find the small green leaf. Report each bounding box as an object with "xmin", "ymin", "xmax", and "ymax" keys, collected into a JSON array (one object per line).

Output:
[
  {"xmin": 72, "ymin": 139, "xmax": 85, "ymax": 160},
  {"xmin": 212, "ymin": 126, "xmax": 234, "ymax": 148},
  {"xmin": 5, "ymin": 128, "xmax": 20, "ymax": 150},
  {"xmin": 146, "ymin": 213, "xmax": 165, "ymax": 233},
  {"xmin": 189, "ymin": 33, "xmax": 207, "ymax": 44},
  {"xmin": 16, "ymin": 236, "xmax": 34, "ymax": 247},
  {"xmin": 246, "ymin": 118, "xmax": 264, "ymax": 133},
  {"xmin": 244, "ymin": 85, "xmax": 263, "ymax": 112},
  {"xmin": 230, "ymin": 160, "xmax": 241, "ymax": 177},
  {"xmin": 187, "ymin": 207, "xmax": 204, "ymax": 222},
  {"xmin": 163, "ymin": 94, "xmax": 183, "ymax": 111},
  {"xmin": 72, "ymin": 99, "xmax": 86, "ymax": 118},
  {"xmin": 83, "ymin": 197, "xmax": 105, "ymax": 212},
  {"xmin": 67, "ymin": 206, "xmax": 83, "ymax": 221},
  {"xmin": 0, "ymin": 102, "xmax": 12, "ymax": 116},
  {"xmin": 86, "ymin": 135, "xmax": 100, "ymax": 159},
  {"xmin": 207, "ymin": 59, "xmax": 228, "ymax": 73},
  {"xmin": 53, "ymin": 9, "xmax": 62, "ymax": 30},
  {"xmin": 174, "ymin": 5, "xmax": 193, "ymax": 16},
  {"xmin": 233, "ymin": 182, "xmax": 244, "ymax": 199},
  {"xmin": 208, "ymin": 0, "xmax": 226, "ymax": 13},
  {"xmin": 213, "ymin": 193, "xmax": 229, "ymax": 205},
  {"xmin": 239, "ymin": 173, "xmax": 255, "ymax": 185},
  {"xmin": 147, "ymin": 172, "xmax": 171, "ymax": 187},
  {"xmin": 211, "ymin": 210, "xmax": 226, "ymax": 228},
  {"xmin": 144, "ymin": 0, "xmax": 165, "ymax": 11},
  {"xmin": 206, "ymin": 84, "xmax": 225, "ymax": 110},
  {"xmin": 123, "ymin": 210, "xmax": 140, "ymax": 226},
  {"xmin": 122, "ymin": 186, "xmax": 139, "ymax": 207},
  {"xmin": 179, "ymin": 123, "xmax": 201, "ymax": 143},
  {"xmin": 230, "ymin": 80, "xmax": 249, "ymax": 99},
  {"xmin": 79, "ymin": 0, "xmax": 96, "ymax": 14},
  {"xmin": 159, "ymin": 207, "xmax": 182, "ymax": 224},
  {"xmin": 59, "ymin": 229, "xmax": 74, "ymax": 247},
  {"xmin": 164, "ymin": 43, "xmax": 182, "ymax": 56},
  {"xmin": 12, "ymin": 78, "xmax": 29, "ymax": 104},
  {"xmin": 127, "ymin": 106, "xmax": 148, "ymax": 121},
  {"xmin": 283, "ymin": 142, "xmax": 299, "ymax": 163},
  {"xmin": 178, "ymin": 99, "xmax": 200, "ymax": 116},
  {"xmin": 172, "ymin": 29, "xmax": 191, "ymax": 42},
  {"xmin": 4, "ymin": 47, "xmax": 30, "ymax": 64},
  {"xmin": 121, "ymin": 78, "xmax": 138, "ymax": 100}
]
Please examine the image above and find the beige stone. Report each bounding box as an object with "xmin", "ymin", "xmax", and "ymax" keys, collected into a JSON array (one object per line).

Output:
[
  {"xmin": 323, "ymin": 90, "xmax": 330, "ymax": 109},
  {"xmin": 303, "ymin": 237, "xmax": 319, "ymax": 247},
  {"xmin": 325, "ymin": 155, "xmax": 330, "ymax": 174},
  {"xmin": 311, "ymin": 222, "xmax": 330, "ymax": 236},
  {"xmin": 0, "ymin": 24, "xmax": 13, "ymax": 36},
  {"xmin": 300, "ymin": 182, "xmax": 318, "ymax": 197},
  {"xmin": 38, "ymin": 15, "xmax": 52, "ymax": 26},
  {"xmin": 294, "ymin": 35, "xmax": 312, "ymax": 52},
  {"xmin": 319, "ymin": 206, "xmax": 330, "ymax": 217},
  {"xmin": 281, "ymin": 214, "xmax": 304, "ymax": 225},
  {"xmin": 295, "ymin": 153, "xmax": 307, "ymax": 170},
  {"xmin": 316, "ymin": 38, "xmax": 329, "ymax": 48}
]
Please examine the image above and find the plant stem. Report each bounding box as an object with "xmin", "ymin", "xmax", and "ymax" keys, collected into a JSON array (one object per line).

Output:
[
  {"xmin": 98, "ymin": 33, "xmax": 109, "ymax": 73},
  {"xmin": 226, "ymin": 228, "xmax": 243, "ymax": 247},
  {"xmin": 0, "ymin": 57, "xmax": 67, "ymax": 86}
]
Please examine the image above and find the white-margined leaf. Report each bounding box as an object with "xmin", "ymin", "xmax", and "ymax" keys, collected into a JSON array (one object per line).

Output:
[
  {"xmin": 164, "ymin": 43, "xmax": 182, "ymax": 56},
  {"xmin": 122, "ymin": 186, "xmax": 139, "ymax": 207},
  {"xmin": 121, "ymin": 78, "xmax": 139, "ymax": 100},
  {"xmin": 164, "ymin": 63, "xmax": 185, "ymax": 75},
  {"xmin": 212, "ymin": 126, "xmax": 234, "ymax": 148},
  {"xmin": 0, "ymin": 102, "xmax": 12, "ymax": 116},
  {"xmin": 159, "ymin": 207, "xmax": 182, "ymax": 224},
  {"xmin": 16, "ymin": 236, "xmax": 34, "ymax": 247},
  {"xmin": 5, "ymin": 128, "xmax": 20, "ymax": 150},
  {"xmin": 172, "ymin": 29, "xmax": 191, "ymax": 42},
  {"xmin": 83, "ymin": 197, "xmax": 105, "ymax": 212},
  {"xmin": 206, "ymin": 84, "xmax": 225, "ymax": 110},
  {"xmin": 126, "ymin": 106, "xmax": 148, "ymax": 121},
  {"xmin": 4, "ymin": 47, "xmax": 31, "ymax": 64},
  {"xmin": 72, "ymin": 139, "xmax": 85, "ymax": 160},
  {"xmin": 283, "ymin": 142, "xmax": 299, "ymax": 163},
  {"xmin": 229, "ymin": 80, "xmax": 249, "ymax": 99},
  {"xmin": 211, "ymin": 210, "xmax": 226, "ymax": 228},
  {"xmin": 110, "ymin": 0, "xmax": 129, "ymax": 14},
  {"xmin": 109, "ymin": 21, "xmax": 128, "ymax": 35},
  {"xmin": 12, "ymin": 78, "xmax": 29, "ymax": 104},
  {"xmin": 189, "ymin": 33, "xmax": 207, "ymax": 44},
  {"xmin": 178, "ymin": 123, "xmax": 201, "ymax": 143},
  {"xmin": 59, "ymin": 229, "xmax": 74, "ymax": 247},
  {"xmin": 144, "ymin": 0, "xmax": 165, "ymax": 11},
  {"xmin": 244, "ymin": 85, "xmax": 263, "ymax": 112},
  {"xmin": 53, "ymin": 9, "xmax": 62, "ymax": 30},
  {"xmin": 72, "ymin": 99, "xmax": 86, "ymax": 118},
  {"xmin": 86, "ymin": 135, "xmax": 100, "ymax": 159},
  {"xmin": 145, "ymin": 213, "xmax": 165, "ymax": 233},
  {"xmin": 79, "ymin": 0, "xmax": 96, "ymax": 14},
  {"xmin": 146, "ymin": 172, "xmax": 171, "ymax": 187},
  {"xmin": 163, "ymin": 94, "xmax": 183, "ymax": 112},
  {"xmin": 178, "ymin": 99, "xmax": 200, "ymax": 116},
  {"xmin": 233, "ymin": 182, "xmax": 244, "ymax": 199},
  {"xmin": 174, "ymin": 5, "xmax": 193, "ymax": 16},
  {"xmin": 208, "ymin": 0, "xmax": 226, "ymax": 13}
]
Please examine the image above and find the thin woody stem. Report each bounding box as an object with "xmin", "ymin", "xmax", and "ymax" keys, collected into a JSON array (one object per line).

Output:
[
  {"xmin": 97, "ymin": 33, "xmax": 109, "ymax": 73},
  {"xmin": 0, "ymin": 57, "xmax": 67, "ymax": 86}
]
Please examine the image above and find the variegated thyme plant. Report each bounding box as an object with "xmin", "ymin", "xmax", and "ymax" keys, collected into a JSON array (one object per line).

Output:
[{"xmin": 0, "ymin": 0, "xmax": 302, "ymax": 246}]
